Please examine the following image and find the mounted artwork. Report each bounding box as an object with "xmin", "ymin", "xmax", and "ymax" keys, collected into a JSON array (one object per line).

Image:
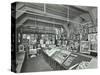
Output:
[
  {"xmin": 80, "ymin": 41, "xmax": 90, "ymax": 54},
  {"xmin": 88, "ymin": 34, "xmax": 97, "ymax": 52},
  {"xmin": 80, "ymin": 24, "xmax": 88, "ymax": 41}
]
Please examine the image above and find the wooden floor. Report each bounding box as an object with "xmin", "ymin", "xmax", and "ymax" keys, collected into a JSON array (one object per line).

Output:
[{"xmin": 21, "ymin": 54, "xmax": 53, "ymax": 73}]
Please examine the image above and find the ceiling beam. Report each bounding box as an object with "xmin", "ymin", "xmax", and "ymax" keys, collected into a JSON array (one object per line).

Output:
[
  {"xmin": 16, "ymin": 2, "xmax": 25, "ymax": 10},
  {"xmin": 16, "ymin": 4, "xmax": 83, "ymax": 36},
  {"xmin": 16, "ymin": 9, "xmax": 81, "ymax": 25},
  {"xmin": 16, "ymin": 16, "xmax": 65, "ymax": 28},
  {"xmin": 16, "ymin": 3, "xmax": 88, "ymax": 24},
  {"xmin": 16, "ymin": 11, "xmax": 25, "ymax": 18},
  {"xmin": 16, "ymin": 4, "xmax": 83, "ymax": 24},
  {"xmin": 68, "ymin": 6, "xmax": 89, "ymax": 13},
  {"xmin": 16, "ymin": 15, "xmax": 69, "ymax": 37},
  {"xmin": 16, "ymin": 6, "xmax": 68, "ymax": 21}
]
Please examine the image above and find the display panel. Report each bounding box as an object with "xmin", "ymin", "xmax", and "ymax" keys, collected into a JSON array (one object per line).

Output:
[{"xmin": 63, "ymin": 53, "xmax": 92, "ymax": 70}]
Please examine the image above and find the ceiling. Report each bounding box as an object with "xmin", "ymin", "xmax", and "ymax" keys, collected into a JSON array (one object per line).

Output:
[{"xmin": 12, "ymin": 2, "xmax": 97, "ymax": 35}]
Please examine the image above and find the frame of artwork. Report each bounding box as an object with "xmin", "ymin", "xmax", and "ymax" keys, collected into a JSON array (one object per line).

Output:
[{"xmin": 80, "ymin": 41, "xmax": 90, "ymax": 54}]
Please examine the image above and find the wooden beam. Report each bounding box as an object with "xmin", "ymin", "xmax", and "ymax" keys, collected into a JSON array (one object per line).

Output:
[
  {"xmin": 16, "ymin": 16, "xmax": 69, "ymax": 36},
  {"xmin": 44, "ymin": 3, "xmax": 46, "ymax": 13},
  {"xmin": 68, "ymin": 6, "xmax": 88, "ymax": 13},
  {"xmin": 16, "ymin": 4, "xmax": 83, "ymax": 35},
  {"xmin": 46, "ymin": 6, "xmax": 67, "ymax": 16},
  {"xmin": 17, "ymin": 17, "xmax": 65, "ymax": 27},
  {"xmin": 16, "ymin": 11, "xmax": 25, "ymax": 19},
  {"xmin": 16, "ymin": 2, "xmax": 25, "ymax": 10},
  {"xmin": 16, "ymin": 9, "xmax": 81, "ymax": 25}
]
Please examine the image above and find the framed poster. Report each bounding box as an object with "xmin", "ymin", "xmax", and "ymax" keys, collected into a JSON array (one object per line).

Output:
[
  {"xmin": 89, "ymin": 41, "xmax": 97, "ymax": 52},
  {"xmin": 88, "ymin": 27, "xmax": 92, "ymax": 33},
  {"xmin": 80, "ymin": 41, "xmax": 90, "ymax": 54},
  {"xmin": 80, "ymin": 24, "xmax": 88, "ymax": 41},
  {"xmin": 22, "ymin": 34, "xmax": 27, "ymax": 39},
  {"xmin": 88, "ymin": 26, "xmax": 97, "ymax": 33},
  {"xmin": 88, "ymin": 34, "xmax": 97, "ymax": 52},
  {"xmin": 80, "ymin": 33, "xmax": 88, "ymax": 41},
  {"xmin": 88, "ymin": 34, "xmax": 97, "ymax": 42}
]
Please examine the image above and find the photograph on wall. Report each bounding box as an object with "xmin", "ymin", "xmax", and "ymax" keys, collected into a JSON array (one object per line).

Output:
[{"xmin": 80, "ymin": 41, "xmax": 90, "ymax": 54}]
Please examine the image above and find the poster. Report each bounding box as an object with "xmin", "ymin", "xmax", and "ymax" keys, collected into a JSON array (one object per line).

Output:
[
  {"xmin": 80, "ymin": 41, "xmax": 90, "ymax": 54},
  {"xmin": 88, "ymin": 34, "xmax": 97, "ymax": 42}
]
